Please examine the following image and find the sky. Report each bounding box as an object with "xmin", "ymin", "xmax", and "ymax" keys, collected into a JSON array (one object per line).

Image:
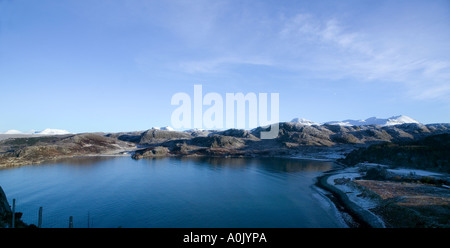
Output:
[{"xmin": 1, "ymin": 0, "xmax": 449, "ymax": 133}]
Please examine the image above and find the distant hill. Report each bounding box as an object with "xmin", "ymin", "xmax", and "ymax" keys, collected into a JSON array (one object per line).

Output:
[
  {"xmin": 252, "ymin": 122, "xmax": 450, "ymax": 147},
  {"xmin": 338, "ymin": 133, "xmax": 450, "ymax": 172}
]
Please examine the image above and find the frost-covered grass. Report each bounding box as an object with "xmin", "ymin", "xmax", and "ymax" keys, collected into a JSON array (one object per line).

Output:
[
  {"xmin": 327, "ymin": 168, "xmax": 380, "ymax": 210},
  {"xmin": 387, "ymin": 168, "xmax": 444, "ymax": 177}
]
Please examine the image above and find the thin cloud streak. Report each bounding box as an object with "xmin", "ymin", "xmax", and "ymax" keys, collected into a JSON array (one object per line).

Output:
[{"xmin": 275, "ymin": 13, "xmax": 450, "ymax": 100}]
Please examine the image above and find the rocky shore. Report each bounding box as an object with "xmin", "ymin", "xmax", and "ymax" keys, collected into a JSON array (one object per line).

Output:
[
  {"xmin": 315, "ymin": 167, "xmax": 385, "ymax": 228},
  {"xmin": 0, "ymin": 133, "xmax": 136, "ymax": 168},
  {"xmin": 316, "ymin": 163, "xmax": 450, "ymax": 228}
]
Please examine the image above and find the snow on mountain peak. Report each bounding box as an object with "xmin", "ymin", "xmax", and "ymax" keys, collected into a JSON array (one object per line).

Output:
[
  {"xmin": 152, "ymin": 126, "xmax": 175, "ymax": 131},
  {"xmin": 4, "ymin": 129, "xmax": 24, "ymax": 135},
  {"xmin": 325, "ymin": 115, "xmax": 420, "ymax": 126},
  {"xmin": 34, "ymin": 129, "xmax": 71, "ymax": 135},
  {"xmin": 160, "ymin": 126, "xmax": 174, "ymax": 131},
  {"xmin": 288, "ymin": 115, "xmax": 420, "ymax": 127},
  {"xmin": 1, "ymin": 128, "xmax": 71, "ymax": 135},
  {"xmin": 385, "ymin": 115, "xmax": 420, "ymax": 126},
  {"xmin": 290, "ymin": 118, "xmax": 319, "ymax": 126}
]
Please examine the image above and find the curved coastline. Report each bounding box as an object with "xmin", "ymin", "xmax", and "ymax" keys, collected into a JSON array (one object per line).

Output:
[
  {"xmin": 315, "ymin": 168, "xmax": 385, "ymax": 228},
  {"xmin": 288, "ymin": 154, "xmax": 387, "ymax": 228}
]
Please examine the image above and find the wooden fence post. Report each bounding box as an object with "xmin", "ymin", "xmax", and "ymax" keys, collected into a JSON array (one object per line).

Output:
[
  {"xmin": 11, "ymin": 199, "xmax": 15, "ymax": 228},
  {"xmin": 38, "ymin": 206, "xmax": 43, "ymax": 228}
]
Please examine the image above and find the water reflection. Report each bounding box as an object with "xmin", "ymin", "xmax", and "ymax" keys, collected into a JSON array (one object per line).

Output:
[
  {"xmin": 172, "ymin": 156, "xmax": 334, "ymax": 173},
  {"xmin": 40, "ymin": 155, "xmax": 334, "ymax": 174},
  {"xmin": 0, "ymin": 156, "xmax": 343, "ymax": 228},
  {"xmin": 53, "ymin": 156, "xmax": 119, "ymax": 165},
  {"xmin": 0, "ymin": 156, "xmax": 122, "ymax": 172}
]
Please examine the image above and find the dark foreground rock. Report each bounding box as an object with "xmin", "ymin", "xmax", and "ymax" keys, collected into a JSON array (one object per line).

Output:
[{"xmin": 0, "ymin": 186, "xmax": 29, "ymax": 228}]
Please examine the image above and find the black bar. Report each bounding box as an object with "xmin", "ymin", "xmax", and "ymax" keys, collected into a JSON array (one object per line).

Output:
[{"xmin": 1, "ymin": 228, "xmax": 448, "ymax": 247}]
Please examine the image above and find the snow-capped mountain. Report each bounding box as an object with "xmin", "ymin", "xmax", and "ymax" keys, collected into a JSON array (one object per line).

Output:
[
  {"xmin": 34, "ymin": 129, "xmax": 71, "ymax": 135},
  {"xmin": 290, "ymin": 118, "xmax": 320, "ymax": 126},
  {"xmin": 382, "ymin": 115, "xmax": 421, "ymax": 126},
  {"xmin": 160, "ymin": 126, "xmax": 174, "ymax": 131},
  {"xmin": 1, "ymin": 129, "xmax": 71, "ymax": 135},
  {"xmin": 4, "ymin": 129, "xmax": 24, "ymax": 135},
  {"xmin": 325, "ymin": 115, "xmax": 420, "ymax": 126},
  {"xmin": 288, "ymin": 115, "xmax": 420, "ymax": 127},
  {"xmin": 152, "ymin": 126, "xmax": 175, "ymax": 131}
]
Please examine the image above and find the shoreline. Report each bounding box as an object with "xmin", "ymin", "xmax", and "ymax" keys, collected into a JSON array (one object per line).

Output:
[
  {"xmin": 314, "ymin": 166, "xmax": 386, "ymax": 228},
  {"xmin": 315, "ymin": 161, "xmax": 450, "ymax": 228},
  {"xmin": 288, "ymin": 153, "xmax": 387, "ymax": 228}
]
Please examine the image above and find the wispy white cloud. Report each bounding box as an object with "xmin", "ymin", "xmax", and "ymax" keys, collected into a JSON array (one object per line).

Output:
[
  {"xmin": 280, "ymin": 14, "xmax": 374, "ymax": 56},
  {"xmin": 277, "ymin": 13, "xmax": 450, "ymax": 101},
  {"xmin": 132, "ymin": 1, "xmax": 450, "ymax": 102}
]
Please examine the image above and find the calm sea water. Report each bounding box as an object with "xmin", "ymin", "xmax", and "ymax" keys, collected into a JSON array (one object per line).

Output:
[{"xmin": 0, "ymin": 156, "xmax": 345, "ymax": 228}]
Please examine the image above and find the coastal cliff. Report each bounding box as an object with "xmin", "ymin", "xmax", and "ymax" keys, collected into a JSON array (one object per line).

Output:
[{"xmin": 0, "ymin": 186, "xmax": 11, "ymax": 227}]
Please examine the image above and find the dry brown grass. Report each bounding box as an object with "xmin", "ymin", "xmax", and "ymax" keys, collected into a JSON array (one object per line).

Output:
[
  {"xmin": 354, "ymin": 179, "xmax": 450, "ymax": 227},
  {"xmin": 355, "ymin": 180, "xmax": 450, "ymax": 206}
]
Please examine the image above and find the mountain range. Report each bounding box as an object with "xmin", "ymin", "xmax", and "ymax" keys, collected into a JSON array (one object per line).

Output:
[
  {"xmin": 291, "ymin": 115, "xmax": 420, "ymax": 127},
  {"xmin": 1, "ymin": 115, "xmax": 449, "ymax": 170},
  {"xmin": 0, "ymin": 115, "xmax": 425, "ymax": 135}
]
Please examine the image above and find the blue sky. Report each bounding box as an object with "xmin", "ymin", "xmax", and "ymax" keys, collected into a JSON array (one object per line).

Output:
[{"xmin": 1, "ymin": 0, "xmax": 449, "ymax": 133}]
